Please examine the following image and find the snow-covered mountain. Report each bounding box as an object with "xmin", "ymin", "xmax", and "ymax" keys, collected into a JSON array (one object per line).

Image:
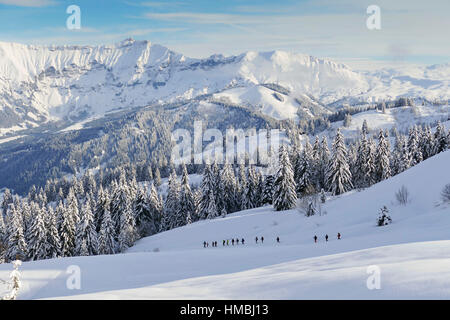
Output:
[{"xmin": 0, "ymin": 39, "xmax": 448, "ymax": 133}]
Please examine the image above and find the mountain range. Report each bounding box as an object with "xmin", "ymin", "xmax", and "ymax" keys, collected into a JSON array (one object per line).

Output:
[{"xmin": 0, "ymin": 38, "xmax": 448, "ymax": 136}]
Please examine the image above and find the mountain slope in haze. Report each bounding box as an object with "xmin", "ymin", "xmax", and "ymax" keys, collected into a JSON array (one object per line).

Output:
[
  {"xmin": 1, "ymin": 150, "xmax": 449, "ymax": 300},
  {"xmin": 0, "ymin": 39, "xmax": 448, "ymax": 134}
]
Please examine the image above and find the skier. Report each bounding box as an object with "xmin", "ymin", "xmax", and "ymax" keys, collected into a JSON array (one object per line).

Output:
[
  {"xmin": 325, "ymin": 234, "xmax": 329, "ymax": 242},
  {"xmin": 337, "ymin": 233, "xmax": 341, "ymax": 240},
  {"xmin": 314, "ymin": 235, "xmax": 318, "ymax": 243},
  {"xmin": 255, "ymin": 236, "xmax": 258, "ymax": 244},
  {"xmin": 242, "ymin": 238, "xmax": 245, "ymax": 245},
  {"xmin": 232, "ymin": 239, "xmax": 235, "ymax": 246},
  {"xmin": 276, "ymin": 237, "xmax": 280, "ymax": 243},
  {"xmin": 236, "ymin": 238, "xmax": 239, "ymax": 245},
  {"xmin": 261, "ymin": 236, "xmax": 264, "ymax": 244}
]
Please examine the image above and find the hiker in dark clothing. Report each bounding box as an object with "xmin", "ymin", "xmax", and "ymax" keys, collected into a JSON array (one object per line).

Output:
[
  {"xmin": 276, "ymin": 237, "xmax": 280, "ymax": 243},
  {"xmin": 223, "ymin": 240, "xmax": 225, "ymax": 246},
  {"xmin": 242, "ymin": 238, "xmax": 245, "ymax": 245},
  {"xmin": 261, "ymin": 236, "xmax": 264, "ymax": 243},
  {"xmin": 255, "ymin": 236, "xmax": 258, "ymax": 244},
  {"xmin": 232, "ymin": 239, "xmax": 235, "ymax": 246},
  {"xmin": 314, "ymin": 235, "xmax": 318, "ymax": 243},
  {"xmin": 325, "ymin": 234, "xmax": 329, "ymax": 242},
  {"xmin": 337, "ymin": 233, "xmax": 341, "ymax": 240},
  {"xmin": 236, "ymin": 238, "xmax": 239, "ymax": 245},
  {"xmin": 206, "ymin": 242, "xmax": 209, "ymax": 247},
  {"xmin": 203, "ymin": 241, "xmax": 206, "ymax": 248},
  {"xmin": 227, "ymin": 240, "xmax": 229, "ymax": 246}
]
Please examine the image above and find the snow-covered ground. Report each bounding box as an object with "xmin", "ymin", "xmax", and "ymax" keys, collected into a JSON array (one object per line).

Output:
[{"xmin": 1, "ymin": 151, "xmax": 449, "ymax": 299}]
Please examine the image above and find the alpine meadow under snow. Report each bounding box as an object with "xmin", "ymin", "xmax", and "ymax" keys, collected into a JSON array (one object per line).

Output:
[
  {"xmin": 0, "ymin": 150, "xmax": 449, "ymax": 299},
  {"xmin": 0, "ymin": 38, "xmax": 449, "ymax": 301}
]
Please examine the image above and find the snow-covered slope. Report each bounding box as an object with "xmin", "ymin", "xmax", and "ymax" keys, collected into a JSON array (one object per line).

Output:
[
  {"xmin": 0, "ymin": 39, "xmax": 448, "ymax": 133},
  {"xmin": 1, "ymin": 150, "xmax": 449, "ymax": 299}
]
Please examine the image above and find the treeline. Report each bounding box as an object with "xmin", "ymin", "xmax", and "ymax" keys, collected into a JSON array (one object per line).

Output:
[{"xmin": 0, "ymin": 121, "xmax": 448, "ymax": 263}]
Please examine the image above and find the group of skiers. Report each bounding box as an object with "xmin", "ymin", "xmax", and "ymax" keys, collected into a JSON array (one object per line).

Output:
[
  {"xmin": 314, "ymin": 233, "xmax": 341, "ymax": 243},
  {"xmin": 203, "ymin": 233, "xmax": 341, "ymax": 247},
  {"xmin": 203, "ymin": 236, "xmax": 281, "ymax": 248}
]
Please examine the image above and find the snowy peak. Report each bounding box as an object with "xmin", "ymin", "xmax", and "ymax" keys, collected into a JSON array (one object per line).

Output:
[{"xmin": 0, "ymin": 39, "xmax": 448, "ymax": 134}]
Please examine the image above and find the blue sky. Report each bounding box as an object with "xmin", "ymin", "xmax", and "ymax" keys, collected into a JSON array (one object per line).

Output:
[{"xmin": 0, "ymin": 0, "xmax": 448, "ymax": 69}]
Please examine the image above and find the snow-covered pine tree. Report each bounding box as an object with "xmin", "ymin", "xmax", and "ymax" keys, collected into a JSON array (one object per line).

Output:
[
  {"xmin": 5, "ymin": 205, "xmax": 27, "ymax": 262},
  {"xmin": 273, "ymin": 145, "xmax": 297, "ymax": 211},
  {"xmin": 75, "ymin": 202, "xmax": 98, "ymax": 256},
  {"xmin": 408, "ymin": 126, "xmax": 423, "ymax": 166},
  {"xmin": 148, "ymin": 182, "xmax": 163, "ymax": 233},
  {"xmin": 133, "ymin": 187, "xmax": 152, "ymax": 238},
  {"xmin": 178, "ymin": 164, "xmax": 196, "ymax": 227},
  {"xmin": 25, "ymin": 204, "xmax": 47, "ymax": 261},
  {"xmin": 66, "ymin": 187, "xmax": 80, "ymax": 226},
  {"xmin": 45, "ymin": 206, "xmax": 61, "ymax": 259},
  {"xmin": 59, "ymin": 201, "xmax": 76, "ymax": 257},
  {"xmin": 434, "ymin": 121, "xmax": 448, "ymax": 154},
  {"xmin": 354, "ymin": 133, "xmax": 373, "ymax": 188},
  {"xmin": 1, "ymin": 188, "xmax": 12, "ymax": 218},
  {"xmin": 110, "ymin": 181, "xmax": 131, "ymax": 236},
  {"xmin": 164, "ymin": 169, "xmax": 181, "ymax": 230},
  {"xmin": 97, "ymin": 209, "xmax": 117, "ymax": 255},
  {"xmin": 261, "ymin": 174, "xmax": 275, "ymax": 205},
  {"xmin": 421, "ymin": 125, "xmax": 435, "ymax": 160},
  {"xmin": 220, "ymin": 164, "xmax": 238, "ymax": 213},
  {"xmin": 117, "ymin": 203, "xmax": 137, "ymax": 252},
  {"xmin": 326, "ymin": 129, "xmax": 353, "ymax": 195},
  {"xmin": 318, "ymin": 136, "xmax": 331, "ymax": 191},
  {"xmin": 375, "ymin": 129, "xmax": 392, "ymax": 182},
  {"xmin": 295, "ymin": 139, "xmax": 315, "ymax": 196},
  {"xmin": 199, "ymin": 164, "xmax": 219, "ymax": 220},
  {"xmin": 237, "ymin": 164, "xmax": 247, "ymax": 210},
  {"xmin": 93, "ymin": 185, "xmax": 110, "ymax": 232},
  {"xmin": 362, "ymin": 119, "xmax": 369, "ymax": 135},
  {"xmin": 245, "ymin": 166, "xmax": 259, "ymax": 209}
]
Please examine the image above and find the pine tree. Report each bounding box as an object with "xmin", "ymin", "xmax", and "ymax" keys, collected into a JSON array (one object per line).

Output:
[
  {"xmin": 354, "ymin": 133, "xmax": 374, "ymax": 188},
  {"xmin": 98, "ymin": 209, "xmax": 117, "ymax": 255},
  {"xmin": 45, "ymin": 206, "xmax": 62, "ymax": 259},
  {"xmin": 434, "ymin": 121, "xmax": 448, "ymax": 154},
  {"xmin": 164, "ymin": 169, "xmax": 181, "ymax": 230},
  {"xmin": 199, "ymin": 164, "xmax": 219, "ymax": 220},
  {"xmin": 220, "ymin": 164, "xmax": 238, "ymax": 213},
  {"xmin": 26, "ymin": 204, "xmax": 47, "ymax": 261},
  {"xmin": 110, "ymin": 181, "xmax": 131, "ymax": 237},
  {"xmin": 148, "ymin": 183, "xmax": 163, "ymax": 233},
  {"xmin": 261, "ymin": 174, "xmax": 275, "ymax": 205},
  {"xmin": 273, "ymin": 145, "xmax": 297, "ymax": 211},
  {"xmin": 295, "ymin": 139, "xmax": 315, "ymax": 196},
  {"xmin": 237, "ymin": 164, "xmax": 247, "ymax": 210},
  {"xmin": 94, "ymin": 185, "xmax": 110, "ymax": 232},
  {"xmin": 6, "ymin": 205, "xmax": 27, "ymax": 262},
  {"xmin": 326, "ymin": 129, "xmax": 353, "ymax": 195},
  {"xmin": 75, "ymin": 202, "xmax": 98, "ymax": 256},
  {"xmin": 178, "ymin": 164, "xmax": 196, "ymax": 227},
  {"xmin": 375, "ymin": 130, "xmax": 391, "ymax": 182},
  {"xmin": 118, "ymin": 203, "xmax": 137, "ymax": 252},
  {"xmin": 133, "ymin": 187, "xmax": 152, "ymax": 238},
  {"xmin": 408, "ymin": 126, "xmax": 423, "ymax": 166},
  {"xmin": 59, "ymin": 201, "xmax": 76, "ymax": 257}
]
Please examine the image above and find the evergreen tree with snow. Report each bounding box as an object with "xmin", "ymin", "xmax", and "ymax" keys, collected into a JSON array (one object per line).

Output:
[
  {"xmin": 237, "ymin": 164, "xmax": 247, "ymax": 210},
  {"xmin": 97, "ymin": 209, "xmax": 117, "ymax": 255},
  {"xmin": 59, "ymin": 201, "xmax": 76, "ymax": 257},
  {"xmin": 45, "ymin": 206, "xmax": 62, "ymax": 259},
  {"xmin": 94, "ymin": 185, "xmax": 110, "ymax": 232},
  {"xmin": 273, "ymin": 145, "xmax": 297, "ymax": 211},
  {"xmin": 295, "ymin": 139, "xmax": 315, "ymax": 196},
  {"xmin": 199, "ymin": 164, "xmax": 219, "ymax": 220},
  {"xmin": 6, "ymin": 205, "xmax": 27, "ymax": 262},
  {"xmin": 178, "ymin": 164, "xmax": 196, "ymax": 227},
  {"xmin": 164, "ymin": 169, "xmax": 181, "ymax": 230},
  {"xmin": 408, "ymin": 126, "xmax": 423, "ymax": 166},
  {"xmin": 148, "ymin": 182, "xmax": 163, "ymax": 233},
  {"xmin": 220, "ymin": 164, "xmax": 238, "ymax": 213},
  {"xmin": 354, "ymin": 133, "xmax": 374, "ymax": 188},
  {"xmin": 133, "ymin": 187, "xmax": 152, "ymax": 238},
  {"xmin": 25, "ymin": 205, "xmax": 47, "ymax": 261},
  {"xmin": 375, "ymin": 129, "xmax": 391, "ymax": 182},
  {"xmin": 245, "ymin": 166, "xmax": 259, "ymax": 209},
  {"xmin": 75, "ymin": 202, "xmax": 98, "ymax": 256},
  {"xmin": 110, "ymin": 181, "xmax": 131, "ymax": 236},
  {"xmin": 434, "ymin": 121, "xmax": 448, "ymax": 154},
  {"xmin": 326, "ymin": 129, "xmax": 353, "ymax": 195},
  {"xmin": 261, "ymin": 174, "xmax": 275, "ymax": 205},
  {"xmin": 117, "ymin": 203, "xmax": 137, "ymax": 252}
]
